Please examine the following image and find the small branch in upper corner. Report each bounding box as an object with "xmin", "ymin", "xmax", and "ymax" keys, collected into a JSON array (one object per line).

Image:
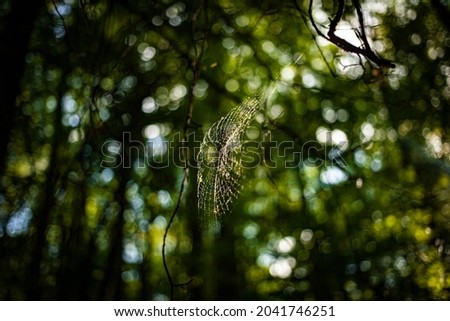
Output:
[{"xmin": 306, "ymin": 0, "xmax": 395, "ymax": 69}]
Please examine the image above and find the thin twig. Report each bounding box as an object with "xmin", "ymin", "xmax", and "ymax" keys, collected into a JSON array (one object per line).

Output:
[
  {"xmin": 162, "ymin": 0, "xmax": 209, "ymax": 300},
  {"xmin": 161, "ymin": 172, "xmax": 193, "ymax": 300},
  {"xmin": 293, "ymin": 0, "xmax": 339, "ymax": 78},
  {"xmin": 352, "ymin": 0, "xmax": 371, "ymax": 51},
  {"xmin": 298, "ymin": 11, "xmax": 338, "ymax": 78}
]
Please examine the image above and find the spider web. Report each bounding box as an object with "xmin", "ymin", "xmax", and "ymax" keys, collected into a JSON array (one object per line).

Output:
[{"xmin": 197, "ymin": 95, "xmax": 261, "ymax": 224}]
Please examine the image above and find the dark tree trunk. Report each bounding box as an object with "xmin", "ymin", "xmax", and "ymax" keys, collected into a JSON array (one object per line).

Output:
[{"xmin": 0, "ymin": 0, "xmax": 45, "ymax": 177}]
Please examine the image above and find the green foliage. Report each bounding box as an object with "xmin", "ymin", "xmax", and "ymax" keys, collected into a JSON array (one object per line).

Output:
[{"xmin": 0, "ymin": 0, "xmax": 449, "ymax": 300}]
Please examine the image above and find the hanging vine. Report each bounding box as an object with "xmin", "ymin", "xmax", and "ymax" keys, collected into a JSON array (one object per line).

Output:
[{"xmin": 161, "ymin": 0, "xmax": 209, "ymax": 300}]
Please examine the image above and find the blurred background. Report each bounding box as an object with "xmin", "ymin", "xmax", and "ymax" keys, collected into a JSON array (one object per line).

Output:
[{"xmin": 0, "ymin": 0, "xmax": 449, "ymax": 300}]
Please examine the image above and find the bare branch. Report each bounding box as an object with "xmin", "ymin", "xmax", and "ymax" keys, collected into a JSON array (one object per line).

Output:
[{"xmin": 307, "ymin": 0, "xmax": 395, "ymax": 69}]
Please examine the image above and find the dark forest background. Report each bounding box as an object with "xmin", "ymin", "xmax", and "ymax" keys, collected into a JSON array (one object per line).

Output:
[{"xmin": 1, "ymin": 0, "xmax": 450, "ymax": 300}]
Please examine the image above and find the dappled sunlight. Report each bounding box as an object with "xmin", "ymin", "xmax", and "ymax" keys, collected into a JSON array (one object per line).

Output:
[{"xmin": 0, "ymin": 0, "xmax": 449, "ymax": 301}]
